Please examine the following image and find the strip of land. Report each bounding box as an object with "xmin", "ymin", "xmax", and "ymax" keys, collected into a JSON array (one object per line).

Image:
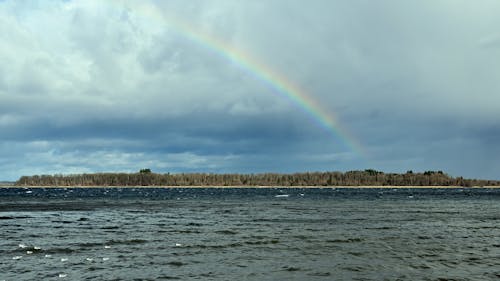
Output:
[
  {"xmin": 4, "ymin": 185, "xmax": 500, "ymax": 188},
  {"xmin": 11, "ymin": 170, "xmax": 500, "ymax": 188}
]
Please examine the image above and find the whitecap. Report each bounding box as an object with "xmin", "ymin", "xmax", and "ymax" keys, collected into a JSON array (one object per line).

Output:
[
  {"xmin": 45, "ymin": 254, "xmax": 52, "ymax": 258},
  {"xmin": 18, "ymin": 244, "xmax": 27, "ymax": 248},
  {"xmin": 60, "ymin": 258, "xmax": 68, "ymax": 262},
  {"xmin": 175, "ymin": 243, "xmax": 182, "ymax": 247},
  {"xmin": 104, "ymin": 245, "xmax": 111, "ymax": 249},
  {"xmin": 58, "ymin": 273, "xmax": 67, "ymax": 278},
  {"xmin": 85, "ymin": 258, "xmax": 93, "ymax": 262},
  {"xmin": 34, "ymin": 246, "xmax": 41, "ymax": 250},
  {"xmin": 26, "ymin": 250, "xmax": 33, "ymax": 254},
  {"xmin": 275, "ymin": 194, "xmax": 289, "ymax": 198},
  {"xmin": 12, "ymin": 256, "xmax": 22, "ymax": 260},
  {"xmin": 102, "ymin": 257, "xmax": 109, "ymax": 261}
]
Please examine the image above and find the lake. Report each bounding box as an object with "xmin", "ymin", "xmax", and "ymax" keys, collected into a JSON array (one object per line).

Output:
[{"xmin": 1, "ymin": 187, "xmax": 499, "ymax": 280}]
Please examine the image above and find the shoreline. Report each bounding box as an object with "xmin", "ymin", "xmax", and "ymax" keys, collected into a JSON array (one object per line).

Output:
[{"xmin": 3, "ymin": 185, "xmax": 500, "ymax": 189}]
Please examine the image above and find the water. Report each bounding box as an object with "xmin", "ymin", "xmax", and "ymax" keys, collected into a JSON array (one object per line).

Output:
[{"xmin": 1, "ymin": 187, "xmax": 500, "ymax": 280}]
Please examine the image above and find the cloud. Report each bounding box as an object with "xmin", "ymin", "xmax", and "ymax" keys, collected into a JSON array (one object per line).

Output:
[{"xmin": 0, "ymin": 0, "xmax": 499, "ymax": 180}]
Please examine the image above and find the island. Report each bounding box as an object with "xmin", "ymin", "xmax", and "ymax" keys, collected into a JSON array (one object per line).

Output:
[{"xmin": 13, "ymin": 170, "xmax": 500, "ymax": 187}]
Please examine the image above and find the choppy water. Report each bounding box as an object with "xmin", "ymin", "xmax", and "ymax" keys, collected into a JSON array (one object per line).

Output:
[{"xmin": 1, "ymin": 187, "xmax": 500, "ymax": 280}]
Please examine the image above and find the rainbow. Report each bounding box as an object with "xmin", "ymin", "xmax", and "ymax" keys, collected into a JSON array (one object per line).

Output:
[{"xmin": 113, "ymin": 1, "xmax": 364, "ymax": 155}]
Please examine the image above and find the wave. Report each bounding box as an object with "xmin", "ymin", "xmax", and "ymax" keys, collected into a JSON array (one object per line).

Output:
[
  {"xmin": 214, "ymin": 230, "xmax": 238, "ymax": 235},
  {"xmin": 326, "ymin": 238, "xmax": 364, "ymax": 243},
  {"xmin": 0, "ymin": 216, "xmax": 32, "ymax": 220}
]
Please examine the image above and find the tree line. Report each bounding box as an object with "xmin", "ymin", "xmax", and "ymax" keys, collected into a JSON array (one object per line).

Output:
[{"xmin": 15, "ymin": 169, "xmax": 500, "ymax": 187}]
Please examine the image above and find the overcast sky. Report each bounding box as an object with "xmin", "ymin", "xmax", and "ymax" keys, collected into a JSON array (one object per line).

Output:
[{"xmin": 1, "ymin": 0, "xmax": 499, "ymax": 181}]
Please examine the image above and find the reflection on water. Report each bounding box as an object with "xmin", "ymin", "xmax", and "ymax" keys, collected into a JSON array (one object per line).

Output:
[{"xmin": 1, "ymin": 188, "xmax": 500, "ymax": 280}]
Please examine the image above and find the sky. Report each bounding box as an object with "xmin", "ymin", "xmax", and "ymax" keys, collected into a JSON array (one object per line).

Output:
[{"xmin": 1, "ymin": 0, "xmax": 499, "ymax": 181}]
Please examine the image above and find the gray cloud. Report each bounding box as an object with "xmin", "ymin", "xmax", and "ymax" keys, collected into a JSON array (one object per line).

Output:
[{"xmin": 0, "ymin": 0, "xmax": 499, "ymax": 180}]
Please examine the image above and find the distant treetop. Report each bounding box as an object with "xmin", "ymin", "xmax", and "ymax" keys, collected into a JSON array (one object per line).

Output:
[{"xmin": 14, "ymin": 170, "xmax": 500, "ymax": 187}]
